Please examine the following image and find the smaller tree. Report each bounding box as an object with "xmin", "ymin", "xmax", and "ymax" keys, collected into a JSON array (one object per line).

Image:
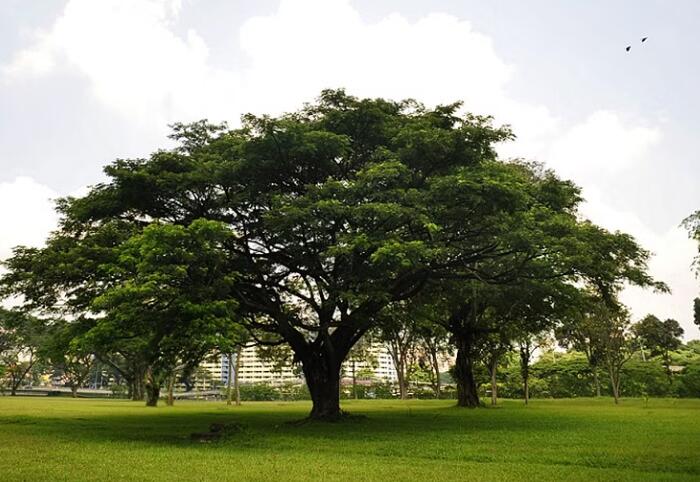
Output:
[
  {"xmin": 682, "ymin": 211, "xmax": 700, "ymax": 272},
  {"xmin": 557, "ymin": 297, "xmax": 607, "ymax": 397},
  {"xmin": 0, "ymin": 309, "xmax": 47, "ymax": 396},
  {"xmin": 377, "ymin": 304, "xmax": 420, "ymax": 400},
  {"xmin": 207, "ymin": 320, "xmax": 250, "ymax": 406},
  {"xmin": 90, "ymin": 219, "xmax": 240, "ymax": 406},
  {"xmin": 598, "ymin": 307, "xmax": 636, "ymax": 404},
  {"xmin": 345, "ymin": 336, "xmax": 378, "ymax": 399},
  {"xmin": 479, "ymin": 332, "xmax": 511, "ymax": 405},
  {"xmin": 415, "ymin": 323, "xmax": 451, "ymax": 398},
  {"xmin": 632, "ymin": 315, "xmax": 684, "ymax": 384},
  {"xmin": 558, "ymin": 296, "xmax": 637, "ymax": 403},
  {"xmin": 41, "ymin": 320, "xmax": 94, "ymax": 397},
  {"xmin": 517, "ymin": 335, "xmax": 539, "ymax": 405}
]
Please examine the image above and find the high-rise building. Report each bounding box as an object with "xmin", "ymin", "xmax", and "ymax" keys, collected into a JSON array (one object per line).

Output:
[
  {"xmin": 201, "ymin": 343, "xmax": 399, "ymax": 387},
  {"xmin": 202, "ymin": 345, "xmax": 302, "ymax": 387},
  {"xmin": 341, "ymin": 344, "xmax": 398, "ymax": 383}
]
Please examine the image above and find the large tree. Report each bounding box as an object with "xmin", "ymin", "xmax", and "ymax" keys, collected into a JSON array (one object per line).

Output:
[
  {"xmin": 30, "ymin": 92, "xmax": 556, "ymax": 419},
  {"xmin": 2, "ymin": 91, "xmax": 664, "ymax": 418}
]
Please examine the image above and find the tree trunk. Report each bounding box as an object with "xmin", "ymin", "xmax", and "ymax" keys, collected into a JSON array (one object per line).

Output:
[
  {"xmin": 388, "ymin": 343, "xmax": 408, "ymax": 400},
  {"xmin": 130, "ymin": 379, "xmax": 145, "ymax": 401},
  {"xmin": 519, "ymin": 342, "xmax": 531, "ymax": 405},
  {"xmin": 352, "ymin": 361, "xmax": 357, "ymax": 400},
  {"xmin": 489, "ymin": 360, "xmax": 498, "ymax": 406},
  {"xmin": 593, "ymin": 369, "xmax": 601, "ymax": 397},
  {"xmin": 663, "ymin": 354, "xmax": 673, "ymax": 386},
  {"xmin": 166, "ymin": 375, "xmax": 175, "ymax": 406},
  {"xmin": 10, "ymin": 370, "xmax": 20, "ymax": 396},
  {"xmin": 234, "ymin": 347, "xmax": 242, "ymax": 406},
  {"xmin": 396, "ymin": 364, "xmax": 408, "ymax": 400},
  {"xmin": 135, "ymin": 381, "xmax": 145, "ymax": 401},
  {"xmin": 10, "ymin": 359, "xmax": 34, "ymax": 396},
  {"xmin": 145, "ymin": 368, "xmax": 161, "ymax": 407},
  {"xmin": 609, "ymin": 366, "xmax": 620, "ymax": 404},
  {"xmin": 430, "ymin": 348, "xmax": 441, "ymax": 399},
  {"xmin": 146, "ymin": 384, "xmax": 160, "ymax": 407},
  {"xmin": 129, "ymin": 364, "xmax": 147, "ymax": 401},
  {"xmin": 303, "ymin": 356, "xmax": 342, "ymax": 420},
  {"xmin": 11, "ymin": 373, "xmax": 23, "ymax": 396},
  {"xmin": 523, "ymin": 376, "xmax": 529, "ymax": 405},
  {"xmin": 454, "ymin": 334, "xmax": 480, "ymax": 408},
  {"xmin": 71, "ymin": 385, "xmax": 79, "ymax": 398},
  {"xmin": 226, "ymin": 353, "xmax": 233, "ymax": 406}
]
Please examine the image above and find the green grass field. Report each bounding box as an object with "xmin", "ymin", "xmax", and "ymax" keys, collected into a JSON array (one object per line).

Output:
[{"xmin": 0, "ymin": 397, "xmax": 698, "ymax": 481}]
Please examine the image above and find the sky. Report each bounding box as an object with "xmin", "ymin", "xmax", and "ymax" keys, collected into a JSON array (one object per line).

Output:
[{"xmin": 0, "ymin": 0, "xmax": 698, "ymax": 338}]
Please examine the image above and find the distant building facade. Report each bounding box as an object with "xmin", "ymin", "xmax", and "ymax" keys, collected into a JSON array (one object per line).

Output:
[{"xmin": 200, "ymin": 343, "xmax": 399, "ymax": 387}]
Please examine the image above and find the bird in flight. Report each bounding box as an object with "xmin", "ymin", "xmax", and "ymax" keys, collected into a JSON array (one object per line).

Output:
[{"xmin": 625, "ymin": 37, "xmax": 648, "ymax": 52}]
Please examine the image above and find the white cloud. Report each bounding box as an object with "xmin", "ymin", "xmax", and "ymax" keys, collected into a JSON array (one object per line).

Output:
[
  {"xmin": 2, "ymin": 0, "xmax": 558, "ymax": 147},
  {"xmin": 2, "ymin": 32, "xmax": 57, "ymax": 77},
  {"xmin": 2, "ymin": 0, "xmax": 239, "ymax": 130},
  {"xmin": 239, "ymin": 2, "xmax": 561, "ymax": 148},
  {"xmin": 239, "ymin": 7, "xmax": 512, "ymax": 108},
  {"xmin": 546, "ymin": 110, "xmax": 661, "ymax": 181},
  {"xmin": 546, "ymin": 114, "xmax": 698, "ymax": 337},
  {"xmin": 0, "ymin": 177, "xmax": 58, "ymax": 261}
]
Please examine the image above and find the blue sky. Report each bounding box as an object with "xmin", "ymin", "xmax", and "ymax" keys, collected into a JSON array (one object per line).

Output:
[{"xmin": 1, "ymin": 0, "xmax": 698, "ymax": 337}]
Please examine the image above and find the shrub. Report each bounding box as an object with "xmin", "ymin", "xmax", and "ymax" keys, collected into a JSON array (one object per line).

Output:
[
  {"xmin": 238, "ymin": 383, "xmax": 280, "ymax": 401},
  {"xmin": 678, "ymin": 362, "xmax": 700, "ymax": 397},
  {"xmin": 109, "ymin": 383, "xmax": 129, "ymax": 398}
]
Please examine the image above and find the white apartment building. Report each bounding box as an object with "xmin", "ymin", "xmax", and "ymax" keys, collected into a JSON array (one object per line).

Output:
[
  {"xmin": 200, "ymin": 345, "xmax": 302, "ymax": 387},
  {"xmin": 341, "ymin": 344, "xmax": 397, "ymax": 383},
  {"xmin": 201, "ymin": 343, "xmax": 398, "ymax": 387}
]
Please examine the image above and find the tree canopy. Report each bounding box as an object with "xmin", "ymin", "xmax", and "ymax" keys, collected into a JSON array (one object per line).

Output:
[{"xmin": 1, "ymin": 90, "xmax": 666, "ymax": 417}]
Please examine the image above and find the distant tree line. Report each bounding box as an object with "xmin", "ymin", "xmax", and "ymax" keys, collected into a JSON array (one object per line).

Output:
[{"xmin": 2, "ymin": 90, "xmax": 691, "ymax": 419}]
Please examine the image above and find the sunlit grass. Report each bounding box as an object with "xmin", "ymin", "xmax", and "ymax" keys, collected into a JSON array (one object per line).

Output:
[{"xmin": 0, "ymin": 397, "xmax": 698, "ymax": 481}]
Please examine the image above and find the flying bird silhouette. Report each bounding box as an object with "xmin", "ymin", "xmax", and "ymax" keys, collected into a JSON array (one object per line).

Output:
[{"xmin": 626, "ymin": 37, "xmax": 648, "ymax": 52}]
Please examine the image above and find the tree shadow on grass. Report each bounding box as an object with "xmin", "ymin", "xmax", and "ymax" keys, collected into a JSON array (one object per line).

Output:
[{"xmin": 0, "ymin": 398, "xmax": 598, "ymax": 450}]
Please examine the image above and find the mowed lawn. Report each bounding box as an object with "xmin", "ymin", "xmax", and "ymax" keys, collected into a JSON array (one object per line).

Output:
[{"xmin": 0, "ymin": 397, "xmax": 699, "ymax": 481}]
